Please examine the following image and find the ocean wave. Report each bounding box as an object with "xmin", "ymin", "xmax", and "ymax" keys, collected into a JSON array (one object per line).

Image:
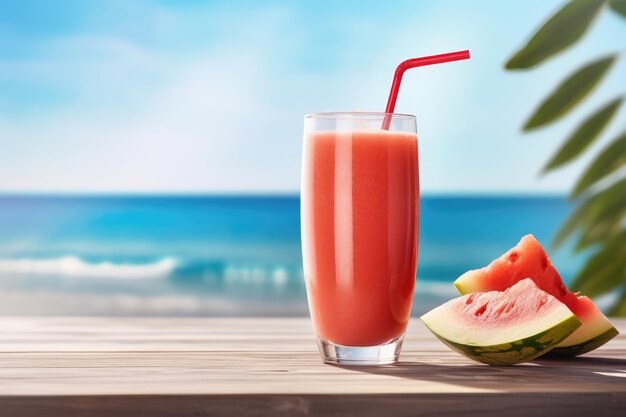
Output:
[
  {"xmin": 0, "ymin": 256, "xmax": 460, "ymax": 291},
  {"xmin": 0, "ymin": 256, "xmax": 177, "ymax": 279}
]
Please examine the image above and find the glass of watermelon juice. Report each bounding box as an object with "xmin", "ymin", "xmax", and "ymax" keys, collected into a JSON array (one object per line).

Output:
[{"xmin": 301, "ymin": 112, "xmax": 419, "ymax": 365}]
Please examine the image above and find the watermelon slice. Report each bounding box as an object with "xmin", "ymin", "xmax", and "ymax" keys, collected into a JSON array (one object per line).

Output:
[
  {"xmin": 454, "ymin": 234, "xmax": 618, "ymax": 356},
  {"xmin": 421, "ymin": 279, "xmax": 581, "ymax": 365}
]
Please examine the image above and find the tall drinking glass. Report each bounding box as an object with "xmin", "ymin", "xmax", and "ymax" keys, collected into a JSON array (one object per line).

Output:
[{"xmin": 301, "ymin": 112, "xmax": 419, "ymax": 365}]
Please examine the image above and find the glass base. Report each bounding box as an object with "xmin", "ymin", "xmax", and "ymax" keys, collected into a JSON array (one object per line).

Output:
[{"xmin": 316, "ymin": 336, "xmax": 404, "ymax": 365}]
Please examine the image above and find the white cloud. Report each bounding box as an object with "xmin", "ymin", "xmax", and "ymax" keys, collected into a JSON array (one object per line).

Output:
[
  {"xmin": 0, "ymin": 1, "xmax": 624, "ymax": 193},
  {"xmin": 0, "ymin": 8, "xmax": 301, "ymax": 192}
]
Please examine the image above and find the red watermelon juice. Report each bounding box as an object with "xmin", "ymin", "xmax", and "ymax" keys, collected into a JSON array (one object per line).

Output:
[{"xmin": 301, "ymin": 124, "xmax": 419, "ymax": 350}]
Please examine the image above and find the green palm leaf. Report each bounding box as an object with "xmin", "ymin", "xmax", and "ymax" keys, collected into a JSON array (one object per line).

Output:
[
  {"xmin": 553, "ymin": 177, "xmax": 626, "ymax": 249},
  {"xmin": 609, "ymin": 0, "xmax": 626, "ymax": 18},
  {"xmin": 543, "ymin": 97, "xmax": 623, "ymax": 173},
  {"xmin": 575, "ymin": 210, "xmax": 625, "ymax": 250},
  {"xmin": 505, "ymin": 0, "xmax": 606, "ymax": 69},
  {"xmin": 524, "ymin": 55, "xmax": 616, "ymax": 130},
  {"xmin": 571, "ymin": 130, "xmax": 626, "ymax": 197},
  {"xmin": 570, "ymin": 230, "xmax": 626, "ymax": 297}
]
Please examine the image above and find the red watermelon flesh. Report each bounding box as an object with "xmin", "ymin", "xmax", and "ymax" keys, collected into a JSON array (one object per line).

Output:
[
  {"xmin": 454, "ymin": 234, "xmax": 618, "ymax": 356},
  {"xmin": 421, "ymin": 279, "xmax": 581, "ymax": 365}
]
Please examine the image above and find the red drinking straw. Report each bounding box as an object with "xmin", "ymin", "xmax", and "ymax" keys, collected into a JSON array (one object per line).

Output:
[{"xmin": 382, "ymin": 50, "xmax": 470, "ymax": 129}]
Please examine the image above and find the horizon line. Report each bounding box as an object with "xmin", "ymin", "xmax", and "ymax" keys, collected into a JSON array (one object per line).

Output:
[{"xmin": 0, "ymin": 191, "xmax": 569, "ymax": 198}]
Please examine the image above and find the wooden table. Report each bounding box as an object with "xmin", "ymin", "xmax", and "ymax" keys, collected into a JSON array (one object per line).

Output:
[{"xmin": 0, "ymin": 317, "xmax": 624, "ymax": 416}]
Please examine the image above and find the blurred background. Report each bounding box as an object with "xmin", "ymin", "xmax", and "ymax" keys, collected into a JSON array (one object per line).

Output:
[{"xmin": 0, "ymin": 0, "xmax": 624, "ymax": 316}]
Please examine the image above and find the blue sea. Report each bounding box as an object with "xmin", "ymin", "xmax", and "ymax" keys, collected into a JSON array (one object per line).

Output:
[{"xmin": 0, "ymin": 195, "xmax": 583, "ymax": 316}]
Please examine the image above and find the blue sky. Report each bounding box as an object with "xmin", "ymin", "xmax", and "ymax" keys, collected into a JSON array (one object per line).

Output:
[{"xmin": 0, "ymin": 0, "xmax": 624, "ymax": 193}]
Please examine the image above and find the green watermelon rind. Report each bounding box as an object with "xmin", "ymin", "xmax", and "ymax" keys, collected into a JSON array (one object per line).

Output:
[
  {"xmin": 453, "ymin": 277, "xmax": 617, "ymax": 357},
  {"xmin": 421, "ymin": 314, "xmax": 581, "ymax": 366},
  {"xmin": 544, "ymin": 325, "xmax": 619, "ymax": 357},
  {"xmin": 453, "ymin": 279, "xmax": 475, "ymax": 295}
]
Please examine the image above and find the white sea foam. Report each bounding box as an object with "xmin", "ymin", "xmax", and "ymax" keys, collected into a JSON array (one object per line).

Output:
[
  {"xmin": 223, "ymin": 265, "xmax": 294, "ymax": 287},
  {"xmin": 272, "ymin": 267, "xmax": 289, "ymax": 286},
  {"xmin": 0, "ymin": 256, "xmax": 177, "ymax": 279}
]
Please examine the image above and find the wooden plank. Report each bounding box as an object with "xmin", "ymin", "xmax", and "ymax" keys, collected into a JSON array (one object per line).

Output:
[
  {"xmin": 1, "ymin": 393, "xmax": 626, "ymax": 417},
  {"xmin": 0, "ymin": 317, "xmax": 624, "ymax": 416}
]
